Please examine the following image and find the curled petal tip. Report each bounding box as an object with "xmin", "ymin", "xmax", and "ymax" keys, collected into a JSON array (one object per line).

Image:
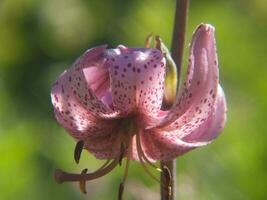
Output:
[
  {"xmin": 54, "ymin": 169, "xmax": 64, "ymax": 184},
  {"xmin": 196, "ymin": 23, "xmax": 215, "ymax": 35},
  {"xmin": 82, "ymin": 44, "xmax": 108, "ymax": 62}
]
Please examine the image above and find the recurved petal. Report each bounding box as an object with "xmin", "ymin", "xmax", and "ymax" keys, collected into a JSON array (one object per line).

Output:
[
  {"xmin": 68, "ymin": 45, "xmax": 120, "ymax": 119},
  {"xmin": 142, "ymin": 85, "xmax": 226, "ymax": 161},
  {"xmin": 139, "ymin": 129, "xmax": 207, "ymax": 161},
  {"xmin": 183, "ymin": 84, "xmax": 227, "ymax": 142},
  {"xmin": 155, "ymin": 24, "xmax": 219, "ymax": 130},
  {"xmin": 107, "ymin": 47, "xmax": 166, "ymax": 116},
  {"xmin": 52, "ymin": 70, "xmax": 96, "ymax": 136},
  {"xmin": 51, "ymin": 68, "xmax": 119, "ymax": 140}
]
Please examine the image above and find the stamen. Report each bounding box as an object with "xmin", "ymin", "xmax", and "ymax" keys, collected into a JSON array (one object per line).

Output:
[
  {"xmin": 54, "ymin": 156, "xmax": 120, "ymax": 183},
  {"xmin": 79, "ymin": 168, "xmax": 88, "ymax": 194},
  {"xmin": 74, "ymin": 140, "xmax": 84, "ymax": 164},
  {"xmin": 136, "ymin": 132, "xmax": 171, "ymax": 192},
  {"xmin": 136, "ymin": 132, "xmax": 162, "ymax": 172},
  {"xmin": 119, "ymin": 143, "xmax": 126, "ymax": 166},
  {"xmin": 118, "ymin": 146, "xmax": 131, "ymax": 200},
  {"xmin": 155, "ymin": 35, "xmax": 161, "ymax": 50},
  {"xmin": 135, "ymin": 132, "xmax": 161, "ymax": 183},
  {"xmin": 145, "ymin": 33, "xmax": 153, "ymax": 48},
  {"xmin": 55, "ymin": 143, "xmax": 126, "ymax": 183}
]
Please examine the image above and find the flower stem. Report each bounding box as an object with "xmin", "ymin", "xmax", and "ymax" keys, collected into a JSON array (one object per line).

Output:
[
  {"xmin": 171, "ymin": 0, "xmax": 189, "ymax": 91},
  {"xmin": 160, "ymin": 0, "xmax": 189, "ymax": 200}
]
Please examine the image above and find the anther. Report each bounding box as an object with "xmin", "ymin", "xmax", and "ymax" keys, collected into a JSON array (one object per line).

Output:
[
  {"xmin": 74, "ymin": 140, "xmax": 84, "ymax": 164},
  {"xmin": 79, "ymin": 168, "xmax": 88, "ymax": 194}
]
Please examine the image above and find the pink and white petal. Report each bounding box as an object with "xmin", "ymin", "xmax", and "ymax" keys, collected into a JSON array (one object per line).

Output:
[
  {"xmin": 183, "ymin": 84, "xmax": 227, "ymax": 142},
  {"xmin": 51, "ymin": 69, "xmax": 117, "ymax": 140},
  {"xmin": 69, "ymin": 46, "xmax": 121, "ymax": 118},
  {"xmin": 51, "ymin": 70, "xmax": 95, "ymax": 132},
  {"xmin": 145, "ymin": 129, "xmax": 208, "ymax": 161},
  {"xmin": 83, "ymin": 66, "xmax": 110, "ymax": 98},
  {"xmin": 143, "ymin": 85, "xmax": 226, "ymax": 161},
  {"xmin": 107, "ymin": 48, "xmax": 166, "ymax": 116},
  {"xmin": 155, "ymin": 24, "xmax": 219, "ymax": 130},
  {"xmin": 139, "ymin": 131, "xmax": 163, "ymax": 161}
]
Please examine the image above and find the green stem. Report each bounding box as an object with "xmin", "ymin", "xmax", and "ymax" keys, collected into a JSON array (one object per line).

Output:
[{"xmin": 160, "ymin": 0, "xmax": 189, "ymax": 200}]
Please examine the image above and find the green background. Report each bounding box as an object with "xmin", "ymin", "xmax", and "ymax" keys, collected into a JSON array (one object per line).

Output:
[{"xmin": 0, "ymin": 0, "xmax": 266, "ymax": 199}]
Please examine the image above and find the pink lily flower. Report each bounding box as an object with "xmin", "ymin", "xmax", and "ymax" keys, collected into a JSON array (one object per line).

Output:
[{"xmin": 51, "ymin": 24, "xmax": 226, "ymax": 191}]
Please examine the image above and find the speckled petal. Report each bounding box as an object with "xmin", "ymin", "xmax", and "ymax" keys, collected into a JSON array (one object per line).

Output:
[
  {"xmin": 68, "ymin": 45, "xmax": 120, "ymax": 118},
  {"xmin": 143, "ymin": 85, "xmax": 226, "ymax": 161},
  {"xmin": 155, "ymin": 24, "xmax": 219, "ymax": 131},
  {"xmin": 142, "ymin": 86, "xmax": 226, "ymax": 161},
  {"xmin": 51, "ymin": 69, "xmax": 117, "ymax": 140},
  {"xmin": 142, "ymin": 129, "xmax": 208, "ymax": 161},
  {"xmin": 183, "ymin": 84, "xmax": 227, "ymax": 142},
  {"xmin": 107, "ymin": 47, "xmax": 166, "ymax": 116}
]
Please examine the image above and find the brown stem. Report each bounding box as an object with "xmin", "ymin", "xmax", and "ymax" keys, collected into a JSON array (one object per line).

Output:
[
  {"xmin": 171, "ymin": 0, "xmax": 189, "ymax": 91},
  {"xmin": 160, "ymin": 160, "xmax": 176, "ymax": 200},
  {"xmin": 160, "ymin": 0, "xmax": 189, "ymax": 200}
]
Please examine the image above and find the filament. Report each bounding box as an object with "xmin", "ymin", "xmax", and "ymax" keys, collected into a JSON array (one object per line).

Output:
[
  {"xmin": 55, "ymin": 143, "xmax": 126, "ymax": 183},
  {"xmin": 118, "ymin": 153, "xmax": 131, "ymax": 200},
  {"xmin": 136, "ymin": 131, "xmax": 162, "ymax": 172},
  {"xmin": 136, "ymin": 132, "xmax": 161, "ymax": 183},
  {"xmin": 95, "ymin": 159, "xmax": 111, "ymax": 172},
  {"xmin": 145, "ymin": 33, "xmax": 153, "ymax": 48}
]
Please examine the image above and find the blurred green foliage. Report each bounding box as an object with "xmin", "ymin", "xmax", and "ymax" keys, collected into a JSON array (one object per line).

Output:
[{"xmin": 0, "ymin": 0, "xmax": 267, "ymax": 199}]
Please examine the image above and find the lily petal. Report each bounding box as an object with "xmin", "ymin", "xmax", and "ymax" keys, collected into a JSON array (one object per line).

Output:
[
  {"xmin": 183, "ymin": 84, "xmax": 227, "ymax": 142},
  {"xmin": 156, "ymin": 24, "xmax": 219, "ymax": 130},
  {"xmin": 51, "ymin": 69, "xmax": 118, "ymax": 140},
  {"xmin": 142, "ymin": 85, "xmax": 226, "ymax": 161},
  {"xmin": 68, "ymin": 45, "xmax": 120, "ymax": 118},
  {"xmin": 107, "ymin": 48, "xmax": 166, "ymax": 116},
  {"xmin": 142, "ymin": 129, "xmax": 208, "ymax": 161},
  {"xmin": 51, "ymin": 70, "xmax": 95, "ymax": 133}
]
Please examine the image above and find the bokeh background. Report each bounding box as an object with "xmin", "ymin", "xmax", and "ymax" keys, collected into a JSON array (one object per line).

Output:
[{"xmin": 1, "ymin": 0, "xmax": 267, "ymax": 199}]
